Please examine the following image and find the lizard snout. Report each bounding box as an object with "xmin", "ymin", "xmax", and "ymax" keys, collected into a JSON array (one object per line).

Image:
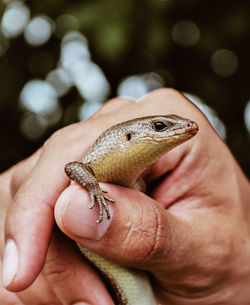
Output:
[{"xmin": 186, "ymin": 121, "xmax": 199, "ymax": 135}]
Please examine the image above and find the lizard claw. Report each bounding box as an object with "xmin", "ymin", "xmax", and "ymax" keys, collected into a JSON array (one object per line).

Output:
[
  {"xmin": 88, "ymin": 187, "xmax": 114, "ymax": 223},
  {"xmin": 99, "ymin": 189, "xmax": 115, "ymax": 202},
  {"xmin": 103, "ymin": 194, "xmax": 115, "ymax": 203}
]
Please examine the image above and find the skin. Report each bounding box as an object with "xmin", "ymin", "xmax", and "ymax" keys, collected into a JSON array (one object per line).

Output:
[{"xmin": 0, "ymin": 88, "xmax": 250, "ymax": 305}]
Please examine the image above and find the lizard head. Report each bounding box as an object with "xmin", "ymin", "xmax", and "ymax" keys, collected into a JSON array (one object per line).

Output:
[
  {"xmin": 85, "ymin": 115, "xmax": 199, "ymax": 183},
  {"xmin": 122, "ymin": 114, "xmax": 198, "ymax": 149}
]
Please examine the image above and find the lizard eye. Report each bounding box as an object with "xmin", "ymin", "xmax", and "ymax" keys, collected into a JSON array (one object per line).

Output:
[{"xmin": 153, "ymin": 121, "xmax": 173, "ymax": 131}]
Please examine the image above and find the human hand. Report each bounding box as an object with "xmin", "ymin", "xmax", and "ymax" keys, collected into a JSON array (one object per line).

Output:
[{"xmin": 1, "ymin": 89, "xmax": 250, "ymax": 304}]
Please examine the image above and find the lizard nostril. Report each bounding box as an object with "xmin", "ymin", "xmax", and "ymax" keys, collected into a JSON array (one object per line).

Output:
[{"xmin": 187, "ymin": 122, "xmax": 192, "ymax": 128}]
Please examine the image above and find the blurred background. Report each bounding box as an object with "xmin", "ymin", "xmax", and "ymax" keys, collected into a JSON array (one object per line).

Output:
[{"xmin": 0, "ymin": 0, "xmax": 249, "ymax": 176}]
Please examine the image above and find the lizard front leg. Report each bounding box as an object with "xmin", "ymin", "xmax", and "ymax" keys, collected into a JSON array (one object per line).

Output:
[{"xmin": 65, "ymin": 161, "xmax": 114, "ymax": 223}]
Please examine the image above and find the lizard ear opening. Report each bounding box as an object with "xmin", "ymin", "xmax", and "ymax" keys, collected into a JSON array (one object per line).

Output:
[{"xmin": 126, "ymin": 133, "xmax": 132, "ymax": 141}]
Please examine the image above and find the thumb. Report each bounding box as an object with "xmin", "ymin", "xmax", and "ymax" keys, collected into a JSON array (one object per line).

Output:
[{"xmin": 54, "ymin": 183, "xmax": 192, "ymax": 276}]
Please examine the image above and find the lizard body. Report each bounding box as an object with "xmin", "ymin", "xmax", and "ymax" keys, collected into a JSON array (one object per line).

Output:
[{"xmin": 65, "ymin": 114, "xmax": 198, "ymax": 305}]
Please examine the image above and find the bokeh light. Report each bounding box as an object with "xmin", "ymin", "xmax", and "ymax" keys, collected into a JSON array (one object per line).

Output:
[
  {"xmin": 1, "ymin": 1, "xmax": 30, "ymax": 38},
  {"xmin": 72, "ymin": 61, "xmax": 110, "ymax": 102},
  {"xmin": 19, "ymin": 80, "xmax": 62, "ymax": 128},
  {"xmin": 171, "ymin": 20, "xmax": 200, "ymax": 47},
  {"xmin": 117, "ymin": 73, "xmax": 164, "ymax": 99},
  {"xmin": 61, "ymin": 31, "xmax": 90, "ymax": 67},
  {"xmin": 24, "ymin": 15, "xmax": 53, "ymax": 46},
  {"xmin": 60, "ymin": 31, "xmax": 110, "ymax": 104},
  {"xmin": 46, "ymin": 68, "xmax": 72, "ymax": 97},
  {"xmin": 79, "ymin": 101, "xmax": 103, "ymax": 121},
  {"xmin": 210, "ymin": 49, "xmax": 238, "ymax": 77},
  {"xmin": 20, "ymin": 80, "xmax": 58, "ymax": 115},
  {"xmin": 20, "ymin": 112, "xmax": 48, "ymax": 140}
]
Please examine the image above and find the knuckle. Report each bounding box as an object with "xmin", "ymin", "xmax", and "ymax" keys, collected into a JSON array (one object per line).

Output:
[
  {"xmin": 9, "ymin": 161, "xmax": 28, "ymax": 197},
  {"xmin": 141, "ymin": 204, "xmax": 170, "ymax": 263},
  {"xmin": 43, "ymin": 126, "xmax": 69, "ymax": 149},
  {"xmin": 45, "ymin": 265, "xmax": 71, "ymax": 282},
  {"xmin": 10, "ymin": 167, "xmax": 23, "ymax": 197},
  {"xmin": 150, "ymin": 87, "xmax": 182, "ymax": 99},
  {"xmin": 92, "ymin": 97, "xmax": 135, "ymax": 118},
  {"xmin": 122, "ymin": 201, "xmax": 169, "ymax": 265},
  {"xmin": 44, "ymin": 256, "xmax": 74, "ymax": 283},
  {"xmin": 42, "ymin": 123, "xmax": 81, "ymax": 153}
]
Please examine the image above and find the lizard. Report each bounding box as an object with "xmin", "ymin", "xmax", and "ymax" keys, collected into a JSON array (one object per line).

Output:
[{"xmin": 64, "ymin": 114, "xmax": 199, "ymax": 305}]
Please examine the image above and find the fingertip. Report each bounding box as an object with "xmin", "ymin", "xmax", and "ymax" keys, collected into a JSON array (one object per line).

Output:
[
  {"xmin": 4, "ymin": 202, "xmax": 54, "ymax": 292},
  {"xmin": 1, "ymin": 238, "xmax": 46, "ymax": 292},
  {"xmin": 55, "ymin": 184, "xmax": 112, "ymax": 240}
]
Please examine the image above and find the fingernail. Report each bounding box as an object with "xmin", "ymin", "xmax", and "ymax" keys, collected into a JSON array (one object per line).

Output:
[
  {"xmin": 56, "ymin": 184, "xmax": 113, "ymax": 240},
  {"xmin": 1, "ymin": 239, "xmax": 19, "ymax": 288}
]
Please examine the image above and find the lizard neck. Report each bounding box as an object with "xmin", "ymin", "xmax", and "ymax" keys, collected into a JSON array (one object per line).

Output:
[{"xmin": 85, "ymin": 139, "xmax": 180, "ymax": 189}]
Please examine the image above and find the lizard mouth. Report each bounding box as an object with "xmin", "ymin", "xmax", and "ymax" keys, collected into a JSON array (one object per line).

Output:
[
  {"xmin": 189, "ymin": 129, "xmax": 198, "ymax": 135},
  {"xmin": 168, "ymin": 121, "xmax": 199, "ymax": 137}
]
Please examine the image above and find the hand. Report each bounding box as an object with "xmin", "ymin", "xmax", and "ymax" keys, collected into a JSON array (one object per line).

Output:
[{"xmin": 1, "ymin": 89, "xmax": 250, "ymax": 304}]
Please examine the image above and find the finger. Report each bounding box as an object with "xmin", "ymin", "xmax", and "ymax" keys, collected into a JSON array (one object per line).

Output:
[
  {"xmin": 44, "ymin": 228, "xmax": 114, "ymax": 305},
  {"xmin": 138, "ymin": 88, "xmax": 201, "ymax": 121},
  {"xmin": 54, "ymin": 184, "xmax": 194, "ymax": 275},
  {"xmin": 3, "ymin": 97, "xmax": 135, "ymax": 292},
  {"xmin": 10, "ymin": 148, "xmax": 42, "ymax": 198}
]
